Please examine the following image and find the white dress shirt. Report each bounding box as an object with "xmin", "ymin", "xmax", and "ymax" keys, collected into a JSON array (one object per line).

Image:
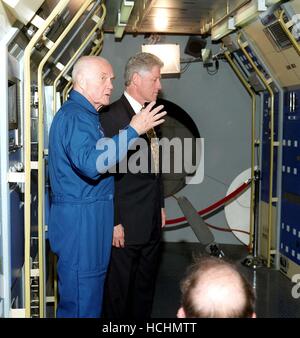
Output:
[{"xmin": 124, "ymin": 91, "xmax": 143, "ymax": 114}]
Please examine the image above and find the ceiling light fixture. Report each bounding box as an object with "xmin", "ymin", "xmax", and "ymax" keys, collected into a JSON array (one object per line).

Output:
[
  {"xmin": 154, "ymin": 9, "xmax": 169, "ymax": 31},
  {"xmin": 142, "ymin": 44, "xmax": 181, "ymax": 74}
]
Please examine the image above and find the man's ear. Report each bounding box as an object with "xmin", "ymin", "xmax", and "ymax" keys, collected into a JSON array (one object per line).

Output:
[
  {"xmin": 77, "ymin": 73, "xmax": 86, "ymax": 90},
  {"xmin": 177, "ymin": 307, "xmax": 186, "ymax": 318},
  {"xmin": 132, "ymin": 72, "xmax": 140, "ymax": 86}
]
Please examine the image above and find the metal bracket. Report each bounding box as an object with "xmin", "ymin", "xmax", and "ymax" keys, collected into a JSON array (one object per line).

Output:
[
  {"xmin": 30, "ymin": 15, "xmax": 46, "ymax": 29},
  {"xmin": 10, "ymin": 308, "xmax": 26, "ymax": 318},
  {"xmin": 30, "ymin": 161, "xmax": 38, "ymax": 170},
  {"xmin": 7, "ymin": 172, "xmax": 25, "ymax": 183},
  {"xmin": 30, "ymin": 269, "xmax": 39, "ymax": 278}
]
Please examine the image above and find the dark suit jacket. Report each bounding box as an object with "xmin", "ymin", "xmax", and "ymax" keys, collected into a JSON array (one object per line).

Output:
[{"xmin": 100, "ymin": 95, "xmax": 164, "ymax": 245}]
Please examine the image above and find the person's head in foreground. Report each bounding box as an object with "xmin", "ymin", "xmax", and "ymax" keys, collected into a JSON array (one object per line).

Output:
[{"xmin": 177, "ymin": 256, "xmax": 256, "ymax": 318}]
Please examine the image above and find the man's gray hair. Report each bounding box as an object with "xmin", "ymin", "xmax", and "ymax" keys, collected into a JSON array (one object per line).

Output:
[{"xmin": 124, "ymin": 52, "xmax": 164, "ymax": 86}]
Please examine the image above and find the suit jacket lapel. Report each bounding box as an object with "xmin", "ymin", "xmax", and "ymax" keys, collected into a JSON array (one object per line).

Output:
[
  {"xmin": 120, "ymin": 94, "xmax": 136, "ymax": 122},
  {"xmin": 120, "ymin": 94, "xmax": 148, "ymax": 144}
]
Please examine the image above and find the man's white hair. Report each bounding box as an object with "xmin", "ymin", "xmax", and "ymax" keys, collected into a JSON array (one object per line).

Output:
[{"xmin": 72, "ymin": 56, "xmax": 108, "ymax": 83}]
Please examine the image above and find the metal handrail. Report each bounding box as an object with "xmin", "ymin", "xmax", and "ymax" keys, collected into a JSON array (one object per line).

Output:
[
  {"xmin": 37, "ymin": 0, "xmax": 97, "ymax": 318},
  {"xmin": 23, "ymin": 0, "xmax": 70, "ymax": 318},
  {"xmin": 50, "ymin": 2, "xmax": 106, "ymax": 315},
  {"xmin": 52, "ymin": 3, "xmax": 107, "ymax": 114},
  {"xmin": 224, "ymin": 50, "xmax": 256, "ymax": 251},
  {"xmin": 237, "ymin": 33, "xmax": 275, "ymax": 268},
  {"xmin": 62, "ymin": 30, "xmax": 104, "ymax": 101},
  {"xmin": 62, "ymin": 81, "xmax": 73, "ymax": 102},
  {"xmin": 278, "ymin": 10, "xmax": 300, "ymax": 56},
  {"xmin": 52, "ymin": 0, "xmax": 102, "ymax": 65}
]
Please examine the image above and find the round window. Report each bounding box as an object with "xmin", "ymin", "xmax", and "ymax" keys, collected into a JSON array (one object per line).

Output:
[{"xmin": 157, "ymin": 98, "xmax": 201, "ymax": 197}]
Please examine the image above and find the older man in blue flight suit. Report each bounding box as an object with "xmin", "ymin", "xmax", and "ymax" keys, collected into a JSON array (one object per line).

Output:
[{"xmin": 48, "ymin": 55, "xmax": 166, "ymax": 318}]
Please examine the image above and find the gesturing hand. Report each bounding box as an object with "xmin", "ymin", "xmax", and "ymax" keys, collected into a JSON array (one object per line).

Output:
[{"xmin": 129, "ymin": 101, "xmax": 167, "ymax": 135}]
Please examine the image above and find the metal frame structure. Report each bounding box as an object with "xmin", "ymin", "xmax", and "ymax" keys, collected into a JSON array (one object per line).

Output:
[
  {"xmin": 0, "ymin": 27, "xmax": 20, "ymax": 318},
  {"xmin": 277, "ymin": 10, "xmax": 300, "ymax": 56},
  {"xmin": 23, "ymin": 0, "xmax": 72, "ymax": 318},
  {"xmin": 23, "ymin": 0, "xmax": 106, "ymax": 318},
  {"xmin": 223, "ymin": 50, "xmax": 257, "ymax": 252},
  {"xmin": 237, "ymin": 33, "xmax": 275, "ymax": 267},
  {"xmin": 62, "ymin": 31, "xmax": 104, "ymax": 101},
  {"xmin": 37, "ymin": 0, "xmax": 102, "ymax": 318},
  {"xmin": 52, "ymin": 3, "xmax": 106, "ymax": 114}
]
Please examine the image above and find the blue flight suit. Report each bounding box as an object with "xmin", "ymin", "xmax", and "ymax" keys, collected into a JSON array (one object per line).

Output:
[{"xmin": 48, "ymin": 90, "xmax": 138, "ymax": 318}]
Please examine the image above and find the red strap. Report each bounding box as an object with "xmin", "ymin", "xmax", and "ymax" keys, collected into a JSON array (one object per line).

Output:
[{"xmin": 165, "ymin": 181, "xmax": 250, "ymax": 225}]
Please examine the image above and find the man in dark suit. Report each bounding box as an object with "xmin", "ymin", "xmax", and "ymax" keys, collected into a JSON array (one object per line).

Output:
[{"xmin": 101, "ymin": 52, "xmax": 166, "ymax": 319}]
